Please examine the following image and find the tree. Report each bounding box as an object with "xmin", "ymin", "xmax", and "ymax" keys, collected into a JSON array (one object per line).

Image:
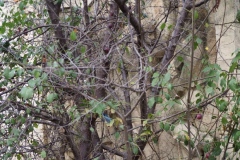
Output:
[{"xmin": 0, "ymin": 0, "xmax": 240, "ymax": 160}]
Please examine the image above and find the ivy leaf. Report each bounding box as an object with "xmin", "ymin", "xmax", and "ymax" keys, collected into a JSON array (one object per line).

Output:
[
  {"xmin": 20, "ymin": 87, "xmax": 34, "ymax": 100},
  {"xmin": 70, "ymin": 31, "xmax": 77, "ymax": 41}
]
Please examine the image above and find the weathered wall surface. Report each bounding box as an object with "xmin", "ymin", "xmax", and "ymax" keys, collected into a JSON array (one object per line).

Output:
[{"xmin": 98, "ymin": 0, "xmax": 240, "ymax": 159}]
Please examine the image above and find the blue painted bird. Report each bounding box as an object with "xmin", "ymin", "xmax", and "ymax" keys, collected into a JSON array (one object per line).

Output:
[{"xmin": 102, "ymin": 113, "xmax": 112, "ymax": 123}]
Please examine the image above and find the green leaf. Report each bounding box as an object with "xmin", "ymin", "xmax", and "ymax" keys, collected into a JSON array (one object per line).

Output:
[
  {"xmin": 26, "ymin": 108, "xmax": 31, "ymax": 114},
  {"xmin": 17, "ymin": 68, "xmax": 24, "ymax": 76},
  {"xmin": 90, "ymin": 127, "xmax": 94, "ymax": 132},
  {"xmin": 148, "ymin": 97, "xmax": 155, "ymax": 108},
  {"xmin": 33, "ymin": 123, "xmax": 38, "ymax": 128},
  {"xmin": 231, "ymin": 51, "xmax": 240, "ymax": 63},
  {"xmin": 152, "ymin": 72, "xmax": 160, "ymax": 78},
  {"xmin": 216, "ymin": 99, "xmax": 228, "ymax": 112},
  {"xmin": 70, "ymin": 31, "xmax": 77, "ymax": 41},
  {"xmin": 0, "ymin": 25, "xmax": 6, "ymax": 34},
  {"xmin": 156, "ymin": 97, "xmax": 163, "ymax": 103},
  {"xmin": 162, "ymin": 72, "xmax": 171, "ymax": 86},
  {"xmin": 0, "ymin": 0, "xmax": 4, "ymax": 7},
  {"xmin": 16, "ymin": 154, "xmax": 21, "ymax": 160},
  {"xmin": 205, "ymin": 87, "xmax": 213, "ymax": 96},
  {"xmin": 194, "ymin": 10, "xmax": 199, "ymax": 20},
  {"xmin": 53, "ymin": 61, "xmax": 59, "ymax": 67},
  {"xmin": 151, "ymin": 77, "xmax": 159, "ymax": 86},
  {"xmin": 164, "ymin": 123, "xmax": 170, "ymax": 131},
  {"xmin": 233, "ymin": 142, "xmax": 240, "ymax": 152},
  {"xmin": 203, "ymin": 66, "xmax": 212, "ymax": 73},
  {"xmin": 40, "ymin": 150, "xmax": 46, "ymax": 158},
  {"xmin": 55, "ymin": 0, "xmax": 63, "ymax": 4},
  {"xmin": 20, "ymin": 87, "xmax": 34, "ymax": 100},
  {"xmin": 236, "ymin": 10, "xmax": 240, "ymax": 22},
  {"xmin": 80, "ymin": 46, "xmax": 86, "ymax": 53},
  {"xmin": 159, "ymin": 122, "xmax": 164, "ymax": 129},
  {"xmin": 132, "ymin": 145, "xmax": 138, "ymax": 155},
  {"xmin": 19, "ymin": 1, "xmax": 26, "ymax": 10},
  {"xmin": 194, "ymin": 41, "xmax": 198, "ymax": 50},
  {"xmin": 233, "ymin": 130, "xmax": 240, "ymax": 141},
  {"xmin": 196, "ymin": 37, "xmax": 202, "ymax": 45},
  {"xmin": 7, "ymin": 139, "xmax": 14, "ymax": 146},
  {"xmin": 221, "ymin": 117, "xmax": 228, "ymax": 125},
  {"xmin": 220, "ymin": 77, "xmax": 227, "ymax": 90},
  {"xmin": 170, "ymin": 125, "xmax": 175, "ymax": 131},
  {"xmin": 114, "ymin": 132, "xmax": 120, "ymax": 139},
  {"xmin": 165, "ymin": 99, "xmax": 177, "ymax": 107},
  {"xmin": 9, "ymin": 70, "xmax": 15, "ymax": 78},
  {"xmin": 177, "ymin": 56, "xmax": 183, "ymax": 62},
  {"xmin": 168, "ymin": 25, "xmax": 173, "ymax": 30},
  {"xmin": 47, "ymin": 93, "xmax": 58, "ymax": 103},
  {"xmin": 28, "ymin": 79, "xmax": 36, "ymax": 88},
  {"xmin": 3, "ymin": 68, "xmax": 15, "ymax": 79},
  {"xmin": 229, "ymin": 62, "xmax": 237, "ymax": 73},
  {"xmin": 160, "ymin": 23, "xmax": 166, "ymax": 30},
  {"xmin": 152, "ymin": 136, "xmax": 158, "ymax": 144},
  {"xmin": 90, "ymin": 100, "xmax": 107, "ymax": 116},
  {"xmin": 203, "ymin": 143, "xmax": 211, "ymax": 152},
  {"xmin": 212, "ymin": 146, "xmax": 221, "ymax": 156},
  {"xmin": 11, "ymin": 128, "xmax": 20, "ymax": 136},
  {"xmin": 32, "ymin": 69, "xmax": 41, "ymax": 78},
  {"xmin": 167, "ymin": 83, "xmax": 173, "ymax": 90},
  {"xmin": 165, "ymin": 93, "xmax": 171, "ymax": 101},
  {"xmin": 148, "ymin": 56, "xmax": 153, "ymax": 62},
  {"xmin": 228, "ymin": 78, "xmax": 238, "ymax": 92}
]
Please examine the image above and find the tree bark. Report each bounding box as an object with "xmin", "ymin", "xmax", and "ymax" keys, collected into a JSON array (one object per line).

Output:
[{"xmin": 45, "ymin": 0, "xmax": 67, "ymax": 54}]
